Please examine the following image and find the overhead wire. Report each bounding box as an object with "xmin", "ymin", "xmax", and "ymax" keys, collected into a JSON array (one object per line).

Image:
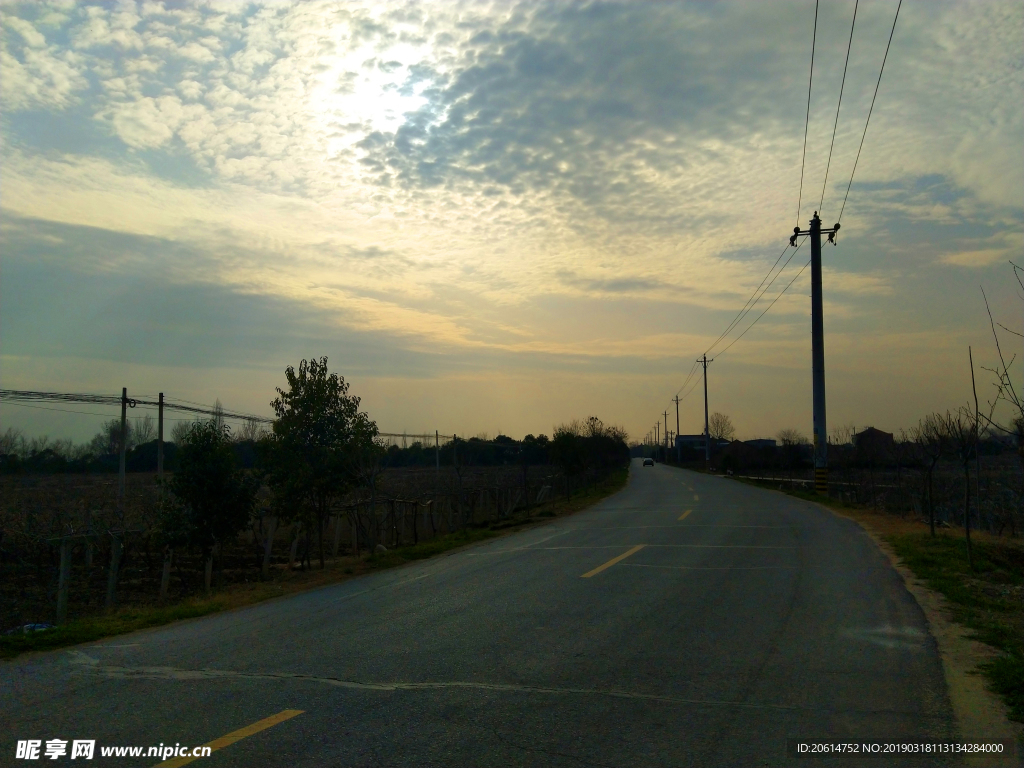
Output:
[
  {"xmin": 1, "ymin": 402, "xmax": 122, "ymax": 418},
  {"xmin": 656, "ymin": 1, "xmax": 900, "ymax": 436},
  {"xmin": 673, "ymin": 359, "xmax": 700, "ymax": 398},
  {"xmin": 704, "ymin": 240, "xmax": 806, "ymax": 359},
  {"xmin": 795, "ymin": 0, "xmax": 819, "ymax": 227},
  {"xmin": 716, "ymin": 254, "xmax": 812, "ymax": 358},
  {"xmin": 702, "ymin": 244, "xmax": 791, "ymax": 357},
  {"xmin": 818, "ymin": 0, "xmax": 859, "ymax": 215},
  {"xmin": 660, "ymin": 0, "xmax": 821, "ymax": 426},
  {"xmin": 837, "ymin": 0, "xmax": 902, "ymax": 224}
]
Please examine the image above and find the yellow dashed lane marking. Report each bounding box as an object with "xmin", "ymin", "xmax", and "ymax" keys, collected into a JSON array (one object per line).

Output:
[
  {"xmin": 156, "ymin": 710, "xmax": 304, "ymax": 767},
  {"xmin": 678, "ymin": 509, "xmax": 692, "ymax": 521},
  {"xmin": 693, "ymin": 494, "xmax": 700, "ymax": 501},
  {"xmin": 581, "ymin": 545, "xmax": 645, "ymax": 578}
]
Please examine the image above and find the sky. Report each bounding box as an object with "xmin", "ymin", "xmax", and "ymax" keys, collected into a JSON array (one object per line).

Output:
[{"xmin": 1, "ymin": 0, "xmax": 1022, "ymax": 446}]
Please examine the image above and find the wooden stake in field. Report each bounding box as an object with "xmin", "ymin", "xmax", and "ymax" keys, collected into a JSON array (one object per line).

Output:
[
  {"xmin": 105, "ymin": 533, "xmax": 122, "ymax": 609},
  {"xmin": 56, "ymin": 536, "xmax": 71, "ymax": 625},
  {"xmin": 159, "ymin": 548, "xmax": 173, "ymax": 601}
]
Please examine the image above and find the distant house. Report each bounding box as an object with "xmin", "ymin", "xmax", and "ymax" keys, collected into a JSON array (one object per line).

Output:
[
  {"xmin": 675, "ymin": 434, "xmax": 732, "ymax": 452},
  {"xmin": 853, "ymin": 427, "xmax": 894, "ymax": 454},
  {"xmin": 676, "ymin": 434, "xmax": 706, "ymax": 451},
  {"xmin": 744, "ymin": 438, "xmax": 777, "ymax": 448}
]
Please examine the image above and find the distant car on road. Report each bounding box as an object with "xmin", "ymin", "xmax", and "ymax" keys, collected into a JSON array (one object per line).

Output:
[{"xmin": 642, "ymin": 458, "xmax": 654, "ymax": 466}]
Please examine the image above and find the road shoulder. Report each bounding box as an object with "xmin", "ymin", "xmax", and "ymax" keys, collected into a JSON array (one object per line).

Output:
[{"xmin": 799, "ymin": 490, "xmax": 1023, "ymax": 766}]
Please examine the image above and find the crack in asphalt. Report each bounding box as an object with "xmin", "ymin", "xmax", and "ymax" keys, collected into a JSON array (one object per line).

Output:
[{"xmin": 65, "ymin": 651, "xmax": 927, "ymax": 717}]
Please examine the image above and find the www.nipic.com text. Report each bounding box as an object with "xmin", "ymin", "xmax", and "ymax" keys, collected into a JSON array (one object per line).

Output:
[{"xmin": 15, "ymin": 739, "xmax": 212, "ymax": 760}]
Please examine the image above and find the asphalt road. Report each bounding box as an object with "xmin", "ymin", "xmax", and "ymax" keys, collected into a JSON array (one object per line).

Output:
[{"xmin": 2, "ymin": 460, "xmax": 963, "ymax": 767}]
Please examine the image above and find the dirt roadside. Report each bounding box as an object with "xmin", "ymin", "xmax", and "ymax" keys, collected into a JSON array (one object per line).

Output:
[{"xmin": 828, "ymin": 504, "xmax": 1024, "ymax": 767}]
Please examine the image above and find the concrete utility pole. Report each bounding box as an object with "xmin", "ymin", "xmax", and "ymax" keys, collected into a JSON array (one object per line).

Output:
[
  {"xmin": 157, "ymin": 392, "xmax": 164, "ymax": 480},
  {"xmin": 789, "ymin": 211, "xmax": 839, "ymax": 493},
  {"xmin": 118, "ymin": 387, "xmax": 128, "ymax": 511},
  {"xmin": 673, "ymin": 395, "xmax": 681, "ymax": 462},
  {"xmin": 663, "ymin": 411, "xmax": 669, "ymax": 456},
  {"xmin": 699, "ymin": 355, "xmax": 713, "ymax": 465}
]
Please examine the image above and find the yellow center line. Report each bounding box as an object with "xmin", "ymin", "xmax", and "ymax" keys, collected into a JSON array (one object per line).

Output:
[
  {"xmin": 581, "ymin": 545, "xmax": 645, "ymax": 578},
  {"xmin": 693, "ymin": 494, "xmax": 700, "ymax": 501},
  {"xmin": 678, "ymin": 509, "xmax": 692, "ymax": 521},
  {"xmin": 155, "ymin": 710, "xmax": 304, "ymax": 768}
]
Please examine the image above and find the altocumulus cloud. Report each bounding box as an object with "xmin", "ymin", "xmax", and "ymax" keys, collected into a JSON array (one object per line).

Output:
[{"xmin": 0, "ymin": 0, "xmax": 1022, "ymax": 441}]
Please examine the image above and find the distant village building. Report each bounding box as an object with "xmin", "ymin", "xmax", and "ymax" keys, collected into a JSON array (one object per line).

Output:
[
  {"xmin": 676, "ymin": 434, "xmax": 706, "ymax": 451},
  {"xmin": 675, "ymin": 435, "xmax": 732, "ymax": 452},
  {"xmin": 852, "ymin": 427, "xmax": 894, "ymax": 453},
  {"xmin": 743, "ymin": 438, "xmax": 777, "ymax": 448}
]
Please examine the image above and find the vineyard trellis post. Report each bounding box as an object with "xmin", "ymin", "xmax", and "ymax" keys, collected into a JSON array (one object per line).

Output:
[
  {"xmin": 56, "ymin": 536, "xmax": 71, "ymax": 625},
  {"xmin": 105, "ymin": 532, "xmax": 122, "ymax": 608},
  {"xmin": 159, "ymin": 548, "xmax": 173, "ymax": 600}
]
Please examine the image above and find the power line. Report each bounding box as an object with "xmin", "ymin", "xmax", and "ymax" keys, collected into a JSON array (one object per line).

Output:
[
  {"xmin": 819, "ymin": 0, "xmax": 859, "ymax": 215},
  {"xmin": 702, "ymin": 244, "xmax": 791, "ymax": 357},
  {"xmin": 659, "ymin": 238, "xmax": 810, "ymax": 423},
  {"xmin": 0, "ymin": 389, "xmax": 513, "ymax": 445},
  {"xmin": 705, "ymin": 240, "xmax": 806, "ymax": 358},
  {"xmin": 796, "ymin": 0, "xmax": 819, "ymax": 226},
  {"xmin": 715, "ymin": 257, "xmax": 813, "ymax": 358},
  {"xmin": 837, "ymin": 0, "xmax": 902, "ymax": 224},
  {"xmin": 673, "ymin": 359, "xmax": 700, "ymax": 398},
  {"xmin": 0, "ymin": 402, "xmax": 121, "ymax": 418}
]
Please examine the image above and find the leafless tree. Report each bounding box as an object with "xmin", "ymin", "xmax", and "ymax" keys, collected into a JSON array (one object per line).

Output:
[
  {"xmin": 776, "ymin": 428, "xmax": 807, "ymax": 446},
  {"xmin": 236, "ymin": 417, "xmax": 267, "ymax": 443},
  {"xmin": 890, "ymin": 429, "xmax": 917, "ymax": 513},
  {"xmin": 0, "ymin": 427, "xmax": 27, "ymax": 456},
  {"xmin": 708, "ymin": 412, "xmax": 736, "ymax": 442},
  {"xmin": 170, "ymin": 420, "xmax": 195, "ymax": 445},
  {"xmin": 132, "ymin": 414, "xmax": 155, "ymax": 445},
  {"xmin": 980, "ymin": 280, "xmax": 1024, "ymax": 528},
  {"xmin": 212, "ymin": 399, "xmax": 226, "ymax": 434},
  {"xmin": 913, "ymin": 414, "xmax": 949, "ymax": 537},
  {"xmin": 829, "ymin": 423, "xmax": 856, "ymax": 446},
  {"xmin": 90, "ymin": 418, "xmax": 128, "ymax": 456},
  {"xmin": 944, "ymin": 406, "xmax": 978, "ymax": 570}
]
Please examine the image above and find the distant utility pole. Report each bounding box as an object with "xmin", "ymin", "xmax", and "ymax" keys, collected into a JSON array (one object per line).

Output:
[
  {"xmin": 663, "ymin": 411, "xmax": 669, "ymax": 457},
  {"xmin": 119, "ymin": 387, "xmax": 128, "ymax": 512},
  {"xmin": 673, "ymin": 395, "xmax": 681, "ymax": 462},
  {"xmin": 699, "ymin": 355, "xmax": 713, "ymax": 465},
  {"xmin": 157, "ymin": 392, "xmax": 164, "ymax": 480},
  {"xmin": 789, "ymin": 211, "xmax": 839, "ymax": 494}
]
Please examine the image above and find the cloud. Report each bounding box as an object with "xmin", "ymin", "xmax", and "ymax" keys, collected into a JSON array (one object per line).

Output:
[
  {"xmin": 100, "ymin": 95, "xmax": 192, "ymax": 148},
  {"xmin": 5, "ymin": 16, "xmax": 47, "ymax": 48},
  {"xmin": 556, "ymin": 269, "xmax": 678, "ymax": 297},
  {"xmin": 941, "ymin": 249, "xmax": 1010, "ymax": 268},
  {"xmin": 0, "ymin": 0, "xmax": 1021, "ymax": 441},
  {"xmin": 939, "ymin": 231, "xmax": 1023, "ymax": 268}
]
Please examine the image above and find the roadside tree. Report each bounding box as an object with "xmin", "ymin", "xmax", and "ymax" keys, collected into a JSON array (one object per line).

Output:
[
  {"xmin": 164, "ymin": 419, "xmax": 257, "ymax": 591},
  {"xmin": 260, "ymin": 357, "xmax": 375, "ymax": 569}
]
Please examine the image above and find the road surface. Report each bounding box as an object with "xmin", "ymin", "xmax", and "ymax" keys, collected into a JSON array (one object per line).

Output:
[{"xmin": 2, "ymin": 460, "xmax": 963, "ymax": 766}]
